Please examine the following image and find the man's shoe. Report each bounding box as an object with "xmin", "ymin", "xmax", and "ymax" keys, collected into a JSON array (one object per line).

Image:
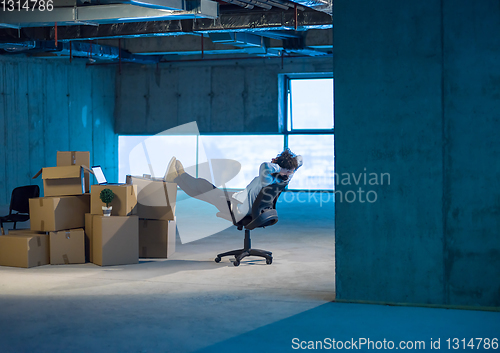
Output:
[
  {"xmin": 164, "ymin": 157, "xmax": 178, "ymax": 182},
  {"xmin": 175, "ymin": 160, "xmax": 185, "ymax": 175}
]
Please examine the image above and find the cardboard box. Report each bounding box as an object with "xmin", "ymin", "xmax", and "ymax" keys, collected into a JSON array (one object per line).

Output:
[
  {"xmin": 139, "ymin": 218, "xmax": 176, "ymax": 258},
  {"xmin": 7, "ymin": 229, "xmax": 46, "ymax": 235},
  {"xmin": 56, "ymin": 152, "xmax": 91, "ymax": 192},
  {"xmin": 92, "ymin": 216, "xmax": 139, "ymax": 266},
  {"xmin": 126, "ymin": 175, "xmax": 177, "ymax": 220},
  {"xmin": 0, "ymin": 234, "xmax": 49, "ymax": 268},
  {"xmin": 136, "ymin": 204, "xmax": 175, "ymax": 221},
  {"xmin": 49, "ymin": 228, "xmax": 85, "ymax": 265},
  {"xmin": 33, "ymin": 165, "xmax": 93, "ymax": 197},
  {"xmin": 84, "ymin": 213, "xmax": 96, "ymax": 263},
  {"xmin": 57, "ymin": 151, "xmax": 90, "ymax": 167},
  {"xmin": 29, "ymin": 195, "xmax": 90, "ymax": 232},
  {"xmin": 90, "ymin": 184, "xmax": 137, "ymax": 217}
]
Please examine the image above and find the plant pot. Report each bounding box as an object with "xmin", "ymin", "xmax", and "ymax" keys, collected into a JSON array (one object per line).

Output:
[{"xmin": 102, "ymin": 206, "xmax": 112, "ymax": 217}]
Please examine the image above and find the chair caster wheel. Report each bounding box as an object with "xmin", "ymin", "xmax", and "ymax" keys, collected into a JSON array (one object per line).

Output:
[
  {"xmin": 233, "ymin": 260, "xmax": 240, "ymax": 267},
  {"xmin": 266, "ymin": 258, "xmax": 273, "ymax": 265},
  {"xmin": 215, "ymin": 257, "xmax": 221, "ymax": 263}
]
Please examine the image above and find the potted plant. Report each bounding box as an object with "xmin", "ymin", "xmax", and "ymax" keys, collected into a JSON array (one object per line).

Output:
[{"xmin": 100, "ymin": 188, "xmax": 114, "ymax": 216}]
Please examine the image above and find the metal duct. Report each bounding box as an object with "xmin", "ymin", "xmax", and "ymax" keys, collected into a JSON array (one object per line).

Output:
[
  {"xmin": 282, "ymin": 36, "xmax": 326, "ymax": 56},
  {"xmin": 0, "ymin": 40, "xmax": 160, "ymax": 63},
  {"xmin": 0, "ymin": 9, "xmax": 331, "ymax": 41},
  {"xmin": 0, "ymin": 41, "xmax": 37, "ymax": 52},
  {"xmin": 82, "ymin": 0, "xmax": 186, "ymax": 10},
  {"xmin": 223, "ymin": 0, "xmax": 254, "ymax": 9},
  {"xmin": 287, "ymin": 0, "xmax": 331, "ymax": 15},
  {"xmin": 270, "ymin": 0, "xmax": 305, "ymax": 11},
  {"xmin": 253, "ymin": 0, "xmax": 289, "ymax": 10},
  {"xmin": 236, "ymin": 0, "xmax": 272, "ymax": 10},
  {"xmin": 0, "ymin": 1, "xmax": 218, "ymax": 28},
  {"xmin": 209, "ymin": 32, "xmax": 264, "ymax": 48}
]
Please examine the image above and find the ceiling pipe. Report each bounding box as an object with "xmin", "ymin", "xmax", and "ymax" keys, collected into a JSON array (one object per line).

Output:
[
  {"xmin": 253, "ymin": 0, "xmax": 289, "ymax": 10},
  {"xmin": 118, "ymin": 38, "xmax": 122, "ymax": 73},
  {"xmin": 201, "ymin": 34, "xmax": 204, "ymax": 58},
  {"xmin": 294, "ymin": 3, "xmax": 297, "ymax": 30},
  {"xmin": 271, "ymin": 0, "xmax": 305, "ymax": 11},
  {"xmin": 222, "ymin": 0, "xmax": 254, "ymax": 9},
  {"xmin": 160, "ymin": 52, "xmax": 331, "ymax": 63},
  {"xmin": 235, "ymin": 0, "xmax": 271, "ymax": 10}
]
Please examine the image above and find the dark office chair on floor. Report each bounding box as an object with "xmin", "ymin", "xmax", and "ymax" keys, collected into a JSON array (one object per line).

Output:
[
  {"xmin": 215, "ymin": 181, "xmax": 287, "ymax": 266},
  {"xmin": 0, "ymin": 185, "xmax": 40, "ymax": 235}
]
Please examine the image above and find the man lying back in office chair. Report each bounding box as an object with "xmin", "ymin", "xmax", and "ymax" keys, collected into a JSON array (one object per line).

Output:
[{"xmin": 165, "ymin": 149, "xmax": 303, "ymax": 221}]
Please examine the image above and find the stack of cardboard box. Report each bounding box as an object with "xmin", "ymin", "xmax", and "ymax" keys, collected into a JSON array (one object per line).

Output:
[
  {"xmin": 0, "ymin": 151, "xmax": 91, "ymax": 268},
  {"xmin": 0, "ymin": 152, "xmax": 178, "ymax": 269},
  {"xmin": 85, "ymin": 183, "xmax": 139, "ymax": 266},
  {"xmin": 126, "ymin": 176, "xmax": 177, "ymax": 259}
]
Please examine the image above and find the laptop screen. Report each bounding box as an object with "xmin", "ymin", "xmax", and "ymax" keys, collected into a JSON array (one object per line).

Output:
[{"xmin": 92, "ymin": 166, "xmax": 107, "ymax": 184}]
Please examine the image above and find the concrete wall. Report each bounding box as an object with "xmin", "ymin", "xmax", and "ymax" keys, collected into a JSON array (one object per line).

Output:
[
  {"xmin": 115, "ymin": 56, "xmax": 333, "ymax": 134},
  {"xmin": 0, "ymin": 56, "xmax": 117, "ymax": 204},
  {"xmin": 334, "ymin": 0, "xmax": 500, "ymax": 307}
]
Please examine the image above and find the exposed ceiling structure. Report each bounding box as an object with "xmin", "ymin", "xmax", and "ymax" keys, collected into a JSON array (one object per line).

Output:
[{"xmin": 0, "ymin": 0, "xmax": 332, "ymax": 64}]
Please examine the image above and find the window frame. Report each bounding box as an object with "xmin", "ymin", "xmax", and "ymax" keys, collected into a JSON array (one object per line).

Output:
[
  {"xmin": 280, "ymin": 73, "xmax": 334, "ymax": 136},
  {"xmin": 278, "ymin": 73, "xmax": 335, "ymax": 191}
]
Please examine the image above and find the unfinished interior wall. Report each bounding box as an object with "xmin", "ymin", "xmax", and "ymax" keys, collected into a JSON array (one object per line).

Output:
[
  {"xmin": 334, "ymin": 0, "xmax": 500, "ymax": 307},
  {"xmin": 115, "ymin": 57, "xmax": 333, "ymax": 134},
  {"xmin": 0, "ymin": 56, "xmax": 117, "ymax": 204}
]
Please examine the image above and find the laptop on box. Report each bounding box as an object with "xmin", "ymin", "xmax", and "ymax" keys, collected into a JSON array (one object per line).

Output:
[{"xmin": 91, "ymin": 166, "xmax": 121, "ymax": 185}]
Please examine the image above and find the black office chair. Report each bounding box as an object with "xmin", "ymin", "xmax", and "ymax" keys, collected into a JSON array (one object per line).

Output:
[
  {"xmin": 215, "ymin": 181, "xmax": 287, "ymax": 266},
  {"xmin": 0, "ymin": 185, "xmax": 40, "ymax": 235}
]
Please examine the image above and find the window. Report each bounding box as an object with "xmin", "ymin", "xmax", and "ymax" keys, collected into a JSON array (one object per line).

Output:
[
  {"xmin": 119, "ymin": 134, "xmax": 283, "ymax": 189},
  {"xmin": 288, "ymin": 134, "xmax": 334, "ymax": 190},
  {"xmin": 118, "ymin": 135, "xmax": 197, "ymax": 183},
  {"xmin": 199, "ymin": 135, "xmax": 284, "ymax": 189},
  {"xmin": 287, "ymin": 78, "xmax": 334, "ymax": 131},
  {"xmin": 119, "ymin": 74, "xmax": 334, "ymax": 191},
  {"xmin": 283, "ymin": 75, "xmax": 334, "ymax": 190}
]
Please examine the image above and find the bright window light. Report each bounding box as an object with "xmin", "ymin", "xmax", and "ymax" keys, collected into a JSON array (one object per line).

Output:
[
  {"xmin": 118, "ymin": 135, "xmax": 197, "ymax": 183},
  {"xmin": 288, "ymin": 78, "xmax": 334, "ymax": 131},
  {"xmin": 287, "ymin": 134, "xmax": 334, "ymax": 190},
  {"xmin": 119, "ymin": 134, "xmax": 284, "ymax": 189},
  {"xmin": 199, "ymin": 135, "xmax": 284, "ymax": 189}
]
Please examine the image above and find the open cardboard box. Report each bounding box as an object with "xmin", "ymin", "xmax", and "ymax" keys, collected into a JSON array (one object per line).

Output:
[
  {"xmin": 126, "ymin": 175, "xmax": 177, "ymax": 221},
  {"xmin": 33, "ymin": 165, "xmax": 93, "ymax": 197}
]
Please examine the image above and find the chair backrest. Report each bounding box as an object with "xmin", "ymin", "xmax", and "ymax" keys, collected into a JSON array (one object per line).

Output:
[
  {"xmin": 9, "ymin": 185, "xmax": 40, "ymax": 214},
  {"xmin": 244, "ymin": 181, "xmax": 287, "ymax": 230},
  {"xmin": 250, "ymin": 180, "xmax": 287, "ymax": 219}
]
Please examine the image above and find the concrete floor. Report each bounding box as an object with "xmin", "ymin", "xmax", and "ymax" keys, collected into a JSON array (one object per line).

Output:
[
  {"xmin": 1, "ymin": 192, "xmax": 499, "ymax": 352},
  {"xmin": 0, "ymin": 191, "xmax": 336, "ymax": 352}
]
